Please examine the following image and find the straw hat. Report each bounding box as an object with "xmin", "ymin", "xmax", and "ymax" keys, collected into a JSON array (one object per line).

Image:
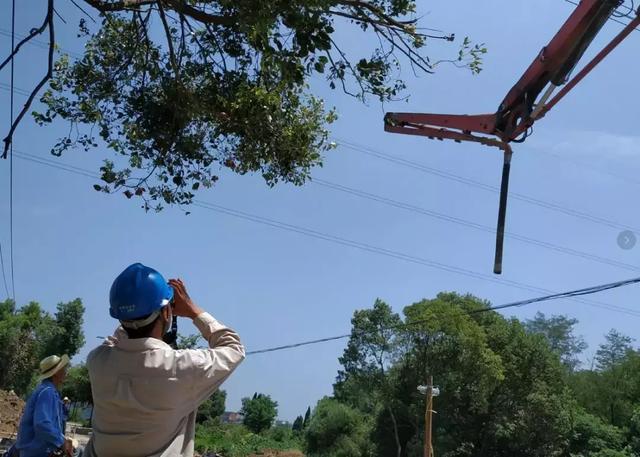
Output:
[{"xmin": 37, "ymin": 354, "xmax": 70, "ymax": 381}]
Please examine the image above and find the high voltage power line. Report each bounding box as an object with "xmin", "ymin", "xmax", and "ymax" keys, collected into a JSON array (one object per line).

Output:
[
  {"xmin": 10, "ymin": 149, "xmax": 640, "ymax": 319},
  {"xmin": 312, "ymin": 178, "xmax": 640, "ymax": 273},
  {"xmin": 3, "ymin": 105, "xmax": 640, "ymax": 292},
  {"xmin": 0, "ymin": 82, "xmax": 29, "ymax": 97},
  {"xmin": 0, "ymin": 28, "xmax": 51, "ymax": 52},
  {"xmin": 1, "ymin": 88, "xmax": 638, "ymax": 274},
  {"xmin": 191, "ymin": 200, "xmax": 640, "ymax": 317},
  {"xmin": 1, "ymin": 54, "xmax": 639, "ymax": 236},
  {"xmin": 0, "ymin": 27, "xmax": 83, "ymax": 59},
  {"xmin": 525, "ymin": 147, "xmax": 640, "ymax": 187},
  {"xmin": 3, "ymin": 77, "xmax": 639, "ymax": 283},
  {"xmin": 2, "ymin": 81, "xmax": 638, "ymax": 236},
  {"xmin": 337, "ymin": 139, "xmax": 640, "ymax": 234},
  {"xmin": 11, "ymin": 147, "xmax": 640, "ymax": 276},
  {"xmin": 249, "ymin": 276, "xmax": 640, "ymax": 355}
]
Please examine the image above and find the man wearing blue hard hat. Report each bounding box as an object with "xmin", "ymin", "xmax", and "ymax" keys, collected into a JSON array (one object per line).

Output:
[{"xmin": 83, "ymin": 263, "xmax": 245, "ymax": 457}]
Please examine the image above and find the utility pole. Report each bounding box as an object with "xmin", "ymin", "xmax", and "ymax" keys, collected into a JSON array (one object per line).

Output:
[
  {"xmin": 418, "ymin": 376, "xmax": 439, "ymax": 457},
  {"xmin": 424, "ymin": 376, "xmax": 433, "ymax": 457}
]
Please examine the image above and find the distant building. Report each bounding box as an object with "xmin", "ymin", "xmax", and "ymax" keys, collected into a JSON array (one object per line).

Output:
[{"xmin": 220, "ymin": 411, "xmax": 243, "ymax": 424}]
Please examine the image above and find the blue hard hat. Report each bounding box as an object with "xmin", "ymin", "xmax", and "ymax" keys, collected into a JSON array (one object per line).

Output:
[{"xmin": 109, "ymin": 263, "xmax": 174, "ymax": 320}]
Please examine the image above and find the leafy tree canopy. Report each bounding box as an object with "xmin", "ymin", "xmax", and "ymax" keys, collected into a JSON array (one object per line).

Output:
[
  {"xmin": 525, "ymin": 311, "xmax": 587, "ymax": 371},
  {"xmin": 241, "ymin": 393, "xmax": 278, "ymax": 433},
  {"xmin": 61, "ymin": 363, "xmax": 93, "ymax": 404},
  {"xmin": 0, "ymin": 298, "xmax": 85, "ymax": 395},
  {"xmin": 197, "ymin": 389, "xmax": 227, "ymax": 424},
  {"xmin": 3, "ymin": 0, "xmax": 485, "ymax": 210}
]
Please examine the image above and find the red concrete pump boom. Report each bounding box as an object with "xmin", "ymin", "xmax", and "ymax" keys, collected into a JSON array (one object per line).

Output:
[{"xmin": 384, "ymin": 0, "xmax": 639, "ymax": 274}]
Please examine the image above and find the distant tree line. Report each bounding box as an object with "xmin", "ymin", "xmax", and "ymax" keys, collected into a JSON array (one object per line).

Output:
[{"xmin": 304, "ymin": 294, "xmax": 640, "ymax": 457}]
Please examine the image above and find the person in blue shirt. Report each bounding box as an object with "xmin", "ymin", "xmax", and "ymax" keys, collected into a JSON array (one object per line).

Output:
[{"xmin": 13, "ymin": 354, "xmax": 74, "ymax": 457}]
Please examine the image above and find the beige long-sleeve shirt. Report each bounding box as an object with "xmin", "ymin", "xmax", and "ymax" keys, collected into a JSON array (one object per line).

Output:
[{"xmin": 84, "ymin": 312, "xmax": 245, "ymax": 457}]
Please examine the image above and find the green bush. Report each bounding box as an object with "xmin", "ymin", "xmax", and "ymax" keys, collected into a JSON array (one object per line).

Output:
[
  {"xmin": 305, "ymin": 397, "xmax": 373, "ymax": 457},
  {"xmin": 197, "ymin": 390, "xmax": 226, "ymax": 424},
  {"xmin": 568, "ymin": 409, "xmax": 626, "ymax": 455},
  {"xmin": 240, "ymin": 394, "xmax": 278, "ymax": 434},
  {"xmin": 195, "ymin": 423, "xmax": 302, "ymax": 457}
]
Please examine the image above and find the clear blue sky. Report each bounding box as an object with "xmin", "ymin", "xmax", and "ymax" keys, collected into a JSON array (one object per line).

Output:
[{"xmin": 1, "ymin": 0, "xmax": 640, "ymax": 420}]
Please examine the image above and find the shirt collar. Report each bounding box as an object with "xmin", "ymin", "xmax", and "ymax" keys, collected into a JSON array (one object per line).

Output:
[
  {"xmin": 41, "ymin": 379, "xmax": 57, "ymax": 390},
  {"xmin": 116, "ymin": 336, "xmax": 172, "ymax": 352},
  {"xmin": 40, "ymin": 380, "xmax": 60, "ymax": 398}
]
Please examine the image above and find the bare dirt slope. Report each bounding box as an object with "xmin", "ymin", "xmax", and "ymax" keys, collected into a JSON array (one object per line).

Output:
[{"xmin": 0, "ymin": 389, "xmax": 24, "ymax": 437}]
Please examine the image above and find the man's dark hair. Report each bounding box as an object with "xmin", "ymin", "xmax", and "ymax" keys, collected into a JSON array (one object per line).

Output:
[{"xmin": 123, "ymin": 314, "xmax": 160, "ymax": 339}]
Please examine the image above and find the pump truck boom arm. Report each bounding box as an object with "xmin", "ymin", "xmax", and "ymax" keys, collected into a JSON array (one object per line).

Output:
[{"xmin": 384, "ymin": 0, "xmax": 640, "ymax": 274}]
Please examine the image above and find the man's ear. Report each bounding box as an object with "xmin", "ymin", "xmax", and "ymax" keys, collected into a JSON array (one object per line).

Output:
[{"xmin": 161, "ymin": 305, "xmax": 171, "ymax": 321}]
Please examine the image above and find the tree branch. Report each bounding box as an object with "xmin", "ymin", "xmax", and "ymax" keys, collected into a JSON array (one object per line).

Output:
[
  {"xmin": 204, "ymin": 24, "xmax": 228, "ymax": 72},
  {"xmin": 0, "ymin": 9, "xmax": 51, "ymax": 73},
  {"xmin": 330, "ymin": 38, "xmax": 366, "ymax": 93},
  {"xmin": 53, "ymin": 8, "xmax": 68, "ymax": 24},
  {"xmin": 164, "ymin": 0, "xmax": 234, "ymax": 26},
  {"xmin": 82, "ymin": 0, "xmax": 156, "ymax": 11},
  {"xmin": 371, "ymin": 22, "xmax": 433, "ymax": 74},
  {"xmin": 336, "ymin": 0, "xmax": 418, "ymax": 30},
  {"xmin": 177, "ymin": 13, "xmax": 187, "ymax": 68},
  {"xmin": 182, "ymin": 17, "xmax": 218, "ymax": 72},
  {"xmin": 156, "ymin": 1, "xmax": 179, "ymax": 77},
  {"xmin": 70, "ymin": 0, "xmax": 98, "ymax": 23},
  {"xmin": 84, "ymin": 0, "xmax": 234, "ymax": 27},
  {"xmin": 329, "ymin": 8, "xmax": 413, "ymax": 33},
  {"xmin": 2, "ymin": 0, "xmax": 55, "ymax": 159},
  {"xmin": 135, "ymin": 9, "xmax": 153, "ymax": 93}
]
